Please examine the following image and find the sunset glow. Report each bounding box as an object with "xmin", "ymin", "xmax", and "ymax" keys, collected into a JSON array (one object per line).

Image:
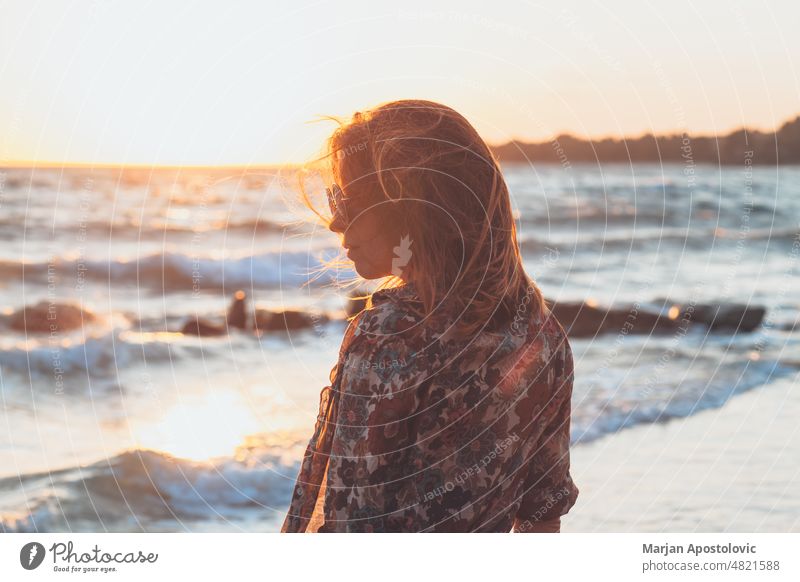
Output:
[
  {"xmin": 133, "ymin": 391, "xmax": 260, "ymax": 461},
  {"xmin": 2, "ymin": 0, "xmax": 799, "ymax": 166}
]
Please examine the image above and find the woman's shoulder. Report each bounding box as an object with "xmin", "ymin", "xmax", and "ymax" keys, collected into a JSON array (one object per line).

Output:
[
  {"xmin": 337, "ymin": 284, "xmax": 429, "ymax": 391},
  {"xmin": 339, "ymin": 283, "xmax": 425, "ymax": 355},
  {"xmin": 356, "ymin": 283, "xmax": 425, "ymax": 334}
]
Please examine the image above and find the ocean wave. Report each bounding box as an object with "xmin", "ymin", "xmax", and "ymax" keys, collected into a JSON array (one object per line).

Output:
[
  {"xmin": 0, "ymin": 248, "xmax": 354, "ymax": 291},
  {"xmin": 571, "ymin": 350, "xmax": 798, "ymax": 443},
  {"xmin": 0, "ymin": 316, "xmax": 339, "ymax": 385},
  {"xmin": 0, "ymin": 434, "xmax": 303, "ymax": 532},
  {"xmin": 0, "ymin": 331, "xmax": 124, "ymax": 378},
  {"xmin": 520, "ymin": 225, "xmax": 800, "ymax": 253},
  {"xmin": 0, "ymin": 217, "xmax": 288, "ymax": 239},
  {"xmin": 0, "ymin": 328, "xmax": 243, "ymax": 380}
]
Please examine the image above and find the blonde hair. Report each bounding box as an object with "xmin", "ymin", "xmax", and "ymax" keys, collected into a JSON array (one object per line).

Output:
[{"xmin": 304, "ymin": 99, "xmax": 549, "ymax": 337}]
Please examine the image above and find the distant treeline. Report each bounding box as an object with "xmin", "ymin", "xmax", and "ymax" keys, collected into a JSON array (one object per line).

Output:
[{"xmin": 492, "ymin": 115, "xmax": 800, "ymax": 165}]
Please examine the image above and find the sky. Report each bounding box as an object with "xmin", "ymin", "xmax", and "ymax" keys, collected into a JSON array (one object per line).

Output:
[{"xmin": 1, "ymin": 0, "xmax": 799, "ymax": 166}]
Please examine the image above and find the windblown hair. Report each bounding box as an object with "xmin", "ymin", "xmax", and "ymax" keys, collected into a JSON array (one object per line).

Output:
[{"xmin": 310, "ymin": 99, "xmax": 549, "ymax": 337}]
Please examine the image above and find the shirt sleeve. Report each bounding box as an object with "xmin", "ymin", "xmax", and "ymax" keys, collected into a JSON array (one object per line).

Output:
[{"xmin": 514, "ymin": 336, "xmax": 579, "ymax": 526}]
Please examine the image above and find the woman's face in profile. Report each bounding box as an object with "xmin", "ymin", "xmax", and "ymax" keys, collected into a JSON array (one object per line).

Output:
[{"xmin": 328, "ymin": 192, "xmax": 400, "ymax": 280}]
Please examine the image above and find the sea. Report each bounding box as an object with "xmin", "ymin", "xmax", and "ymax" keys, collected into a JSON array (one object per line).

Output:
[{"xmin": 1, "ymin": 162, "xmax": 798, "ymax": 532}]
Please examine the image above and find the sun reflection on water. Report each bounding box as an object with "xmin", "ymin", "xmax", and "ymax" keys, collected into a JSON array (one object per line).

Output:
[{"xmin": 132, "ymin": 391, "xmax": 261, "ymax": 461}]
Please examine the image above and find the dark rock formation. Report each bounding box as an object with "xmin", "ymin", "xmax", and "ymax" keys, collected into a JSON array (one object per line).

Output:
[
  {"xmin": 168, "ymin": 288, "xmax": 770, "ymax": 341},
  {"xmin": 180, "ymin": 316, "xmax": 226, "ymax": 337},
  {"xmin": 7, "ymin": 301, "xmax": 96, "ymax": 333},
  {"xmin": 547, "ymin": 299, "xmax": 767, "ymax": 338},
  {"xmin": 547, "ymin": 300, "xmax": 678, "ymax": 339},
  {"xmin": 254, "ymin": 309, "xmax": 327, "ymax": 333},
  {"xmin": 670, "ymin": 303, "xmax": 766, "ymax": 332},
  {"xmin": 779, "ymin": 319, "xmax": 799, "ymax": 332}
]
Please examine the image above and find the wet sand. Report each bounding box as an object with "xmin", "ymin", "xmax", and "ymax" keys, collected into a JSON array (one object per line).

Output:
[{"xmin": 566, "ymin": 370, "xmax": 800, "ymax": 532}]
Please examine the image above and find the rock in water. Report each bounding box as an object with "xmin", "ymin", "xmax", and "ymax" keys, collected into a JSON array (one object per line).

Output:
[
  {"xmin": 181, "ymin": 316, "xmax": 226, "ymax": 337},
  {"xmin": 227, "ymin": 290, "xmax": 248, "ymax": 330},
  {"xmin": 547, "ymin": 300, "xmax": 679, "ymax": 339},
  {"xmin": 673, "ymin": 303, "xmax": 766, "ymax": 332},
  {"xmin": 254, "ymin": 309, "xmax": 326, "ymax": 332},
  {"xmin": 549, "ymin": 298, "xmax": 768, "ymax": 338},
  {"xmin": 7, "ymin": 301, "xmax": 96, "ymax": 333}
]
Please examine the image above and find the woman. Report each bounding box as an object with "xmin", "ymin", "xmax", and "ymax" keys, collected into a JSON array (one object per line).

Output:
[{"xmin": 282, "ymin": 99, "xmax": 578, "ymax": 533}]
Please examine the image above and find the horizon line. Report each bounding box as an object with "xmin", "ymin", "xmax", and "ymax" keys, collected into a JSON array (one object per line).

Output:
[{"xmin": 3, "ymin": 113, "xmax": 797, "ymax": 170}]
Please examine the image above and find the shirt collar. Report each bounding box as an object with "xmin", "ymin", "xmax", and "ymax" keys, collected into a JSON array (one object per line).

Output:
[{"xmin": 371, "ymin": 281, "xmax": 419, "ymax": 305}]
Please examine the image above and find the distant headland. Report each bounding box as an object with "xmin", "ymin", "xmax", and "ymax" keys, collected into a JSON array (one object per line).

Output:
[{"xmin": 493, "ymin": 115, "xmax": 800, "ymax": 165}]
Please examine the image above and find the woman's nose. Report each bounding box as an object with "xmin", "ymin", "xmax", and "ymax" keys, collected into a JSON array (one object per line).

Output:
[{"xmin": 328, "ymin": 212, "xmax": 347, "ymax": 234}]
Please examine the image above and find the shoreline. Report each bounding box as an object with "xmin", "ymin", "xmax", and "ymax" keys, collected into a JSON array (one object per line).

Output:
[{"xmin": 566, "ymin": 370, "xmax": 800, "ymax": 532}]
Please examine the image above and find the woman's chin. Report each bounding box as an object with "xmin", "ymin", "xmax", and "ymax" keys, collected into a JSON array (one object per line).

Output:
[{"xmin": 352, "ymin": 261, "xmax": 385, "ymax": 280}]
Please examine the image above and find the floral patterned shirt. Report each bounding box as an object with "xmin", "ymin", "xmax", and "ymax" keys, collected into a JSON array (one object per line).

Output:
[{"xmin": 281, "ymin": 282, "xmax": 579, "ymax": 532}]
